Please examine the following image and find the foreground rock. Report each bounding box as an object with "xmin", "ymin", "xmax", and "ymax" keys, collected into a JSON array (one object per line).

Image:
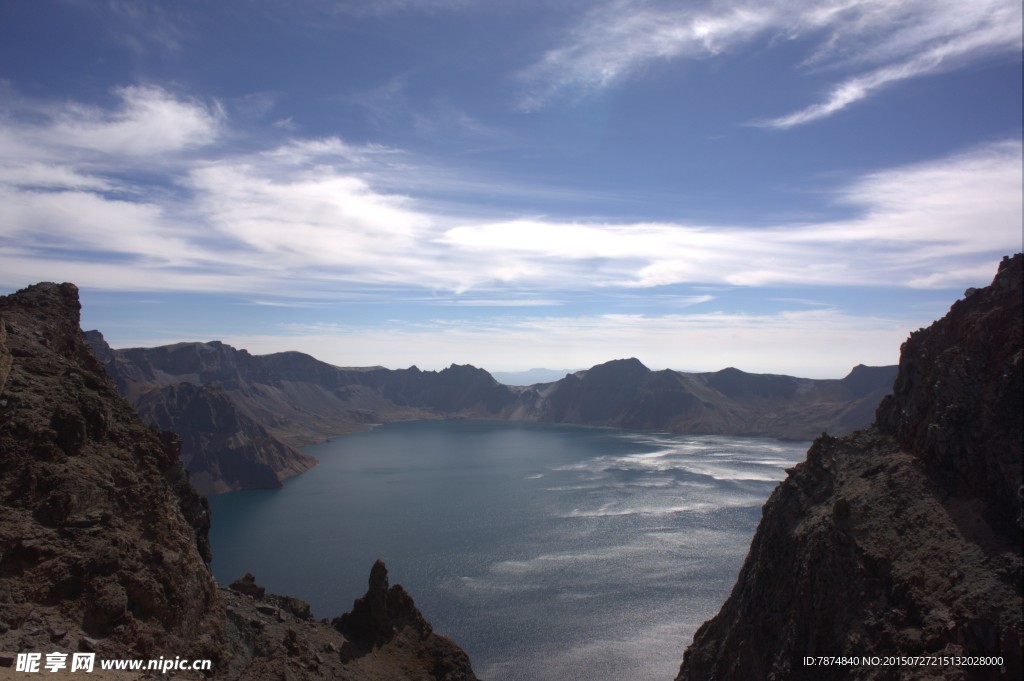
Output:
[
  {"xmin": 677, "ymin": 255, "xmax": 1023, "ymax": 680},
  {"xmin": 0, "ymin": 282, "xmax": 479, "ymax": 680},
  {"xmin": 217, "ymin": 566, "xmax": 477, "ymax": 681},
  {"xmin": 0, "ymin": 283, "xmax": 219, "ymax": 662}
]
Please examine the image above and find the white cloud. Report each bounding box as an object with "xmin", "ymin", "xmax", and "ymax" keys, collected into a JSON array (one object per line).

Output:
[
  {"xmin": 258, "ymin": 135, "xmax": 402, "ymax": 167},
  {"xmin": 0, "ymin": 163, "xmax": 113, "ymax": 191},
  {"xmin": 183, "ymin": 153, "xmax": 448, "ymax": 286},
  {"xmin": 426, "ymin": 297, "xmax": 566, "ymax": 307},
  {"xmin": 0, "ymin": 85, "xmax": 221, "ymax": 164},
  {"xmin": 48, "ymin": 85, "xmax": 222, "ymax": 156},
  {"xmin": 520, "ymin": 0, "xmax": 1022, "ymax": 122},
  {"xmin": 0, "ymin": 88, "xmax": 1018, "ymax": 298},
  {"xmin": 441, "ymin": 140, "xmax": 1022, "ymax": 290},
  {"xmin": 828, "ymin": 140, "xmax": 1023, "ymax": 247},
  {"xmin": 519, "ymin": 1, "xmax": 773, "ymax": 110},
  {"xmin": 762, "ymin": 2, "xmax": 1024, "ymax": 127},
  {"xmin": 0, "ymin": 246, "xmax": 269, "ymax": 294},
  {"xmin": 0, "ymin": 185, "xmax": 209, "ymax": 272}
]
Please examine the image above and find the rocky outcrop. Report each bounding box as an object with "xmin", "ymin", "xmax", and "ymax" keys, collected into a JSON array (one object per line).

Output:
[
  {"xmin": 677, "ymin": 255, "xmax": 1023, "ymax": 681},
  {"xmin": 0, "ymin": 283, "xmax": 220, "ymax": 660},
  {"xmin": 0, "ymin": 282, "xmax": 480, "ymax": 680},
  {"xmin": 332, "ymin": 560, "xmax": 476, "ymax": 680},
  {"xmin": 335, "ymin": 560, "xmax": 431, "ymax": 646},
  {"xmin": 216, "ymin": 564, "xmax": 478, "ymax": 681}
]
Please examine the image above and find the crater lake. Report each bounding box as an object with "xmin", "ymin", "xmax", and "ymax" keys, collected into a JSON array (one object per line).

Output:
[{"xmin": 208, "ymin": 420, "xmax": 809, "ymax": 681}]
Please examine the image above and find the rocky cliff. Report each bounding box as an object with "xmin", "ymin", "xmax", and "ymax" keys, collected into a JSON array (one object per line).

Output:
[
  {"xmin": 86, "ymin": 332, "xmax": 322, "ymax": 495},
  {"xmin": 88, "ymin": 334, "xmax": 895, "ymax": 493},
  {"xmin": 0, "ymin": 282, "xmax": 479, "ymax": 680},
  {"xmin": 134, "ymin": 382, "xmax": 317, "ymax": 495},
  {"xmin": 0, "ymin": 283, "xmax": 219, "ymax": 660},
  {"xmin": 677, "ymin": 254, "xmax": 1023, "ymax": 681}
]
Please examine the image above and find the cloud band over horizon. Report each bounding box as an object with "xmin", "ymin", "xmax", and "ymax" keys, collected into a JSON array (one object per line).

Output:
[{"xmin": 0, "ymin": 86, "xmax": 1019, "ymax": 299}]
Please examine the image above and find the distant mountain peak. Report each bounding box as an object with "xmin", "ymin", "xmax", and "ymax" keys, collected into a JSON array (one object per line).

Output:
[{"xmin": 587, "ymin": 357, "xmax": 650, "ymax": 375}]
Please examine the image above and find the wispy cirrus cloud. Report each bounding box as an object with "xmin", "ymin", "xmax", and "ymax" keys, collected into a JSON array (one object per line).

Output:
[
  {"xmin": 518, "ymin": 0, "xmax": 772, "ymax": 110},
  {"xmin": 48, "ymin": 85, "xmax": 223, "ymax": 156},
  {"xmin": 519, "ymin": 0, "xmax": 1022, "ymax": 124},
  {"xmin": 762, "ymin": 0, "xmax": 1024, "ymax": 127},
  {"xmin": 0, "ymin": 85, "xmax": 227, "ymax": 285}
]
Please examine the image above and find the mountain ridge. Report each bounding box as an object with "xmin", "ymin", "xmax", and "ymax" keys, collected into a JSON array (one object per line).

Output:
[{"xmin": 87, "ymin": 335, "xmax": 896, "ymax": 493}]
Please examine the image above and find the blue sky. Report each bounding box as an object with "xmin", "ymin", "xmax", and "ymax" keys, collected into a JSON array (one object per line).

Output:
[{"xmin": 0, "ymin": 0, "xmax": 1020, "ymax": 377}]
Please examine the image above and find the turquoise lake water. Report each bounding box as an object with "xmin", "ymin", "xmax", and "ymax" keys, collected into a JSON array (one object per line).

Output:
[{"xmin": 207, "ymin": 420, "xmax": 808, "ymax": 681}]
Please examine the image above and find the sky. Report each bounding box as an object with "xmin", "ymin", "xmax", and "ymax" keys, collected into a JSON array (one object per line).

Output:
[{"xmin": 0, "ymin": 0, "xmax": 1020, "ymax": 377}]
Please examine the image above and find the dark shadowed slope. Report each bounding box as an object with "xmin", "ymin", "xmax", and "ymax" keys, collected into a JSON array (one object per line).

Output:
[
  {"xmin": 677, "ymin": 254, "xmax": 1022, "ymax": 681},
  {"xmin": 134, "ymin": 381, "xmax": 317, "ymax": 495}
]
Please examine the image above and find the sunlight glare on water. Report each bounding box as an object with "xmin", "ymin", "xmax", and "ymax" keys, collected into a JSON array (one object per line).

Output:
[{"xmin": 208, "ymin": 421, "xmax": 808, "ymax": 681}]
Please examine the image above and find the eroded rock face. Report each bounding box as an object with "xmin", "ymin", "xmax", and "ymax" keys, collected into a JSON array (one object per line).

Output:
[
  {"xmin": 134, "ymin": 381, "xmax": 317, "ymax": 495},
  {"xmin": 0, "ymin": 282, "xmax": 220, "ymax": 659},
  {"xmin": 677, "ymin": 255, "xmax": 1023, "ymax": 681},
  {"xmin": 877, "ymin": 254, "xmax": 1023, "ymax": 533},
  {"xmin": 86, "ymin": 331, "xmax": 319, "ymax": 495}
]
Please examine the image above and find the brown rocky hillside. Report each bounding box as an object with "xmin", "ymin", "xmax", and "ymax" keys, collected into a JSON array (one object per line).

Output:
[
  {"xmin": 676, "ymin": 254, "xmax": 1022, "ymax": 681},
  {"xmin": 0, "ymin": 282, "xmax": 479, "ymax": 680}
]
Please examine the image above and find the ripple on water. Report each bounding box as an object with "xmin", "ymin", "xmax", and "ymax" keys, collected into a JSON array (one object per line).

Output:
[{"xmin": 208, "ymin": 421, "xmax": 808, "ymax": 681}]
